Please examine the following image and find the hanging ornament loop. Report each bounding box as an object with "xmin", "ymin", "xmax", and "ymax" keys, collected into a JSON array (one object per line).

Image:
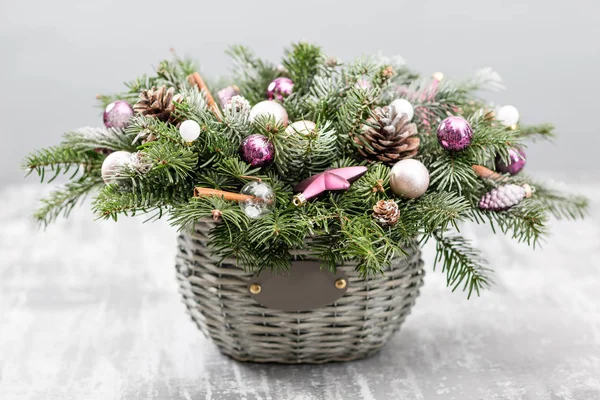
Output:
[{"xmin": 292, "ymin": 194, "xmax": 307, "ymax": 207}]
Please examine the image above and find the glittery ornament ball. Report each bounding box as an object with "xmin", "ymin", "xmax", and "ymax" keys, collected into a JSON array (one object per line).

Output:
[
  {"xmin": 389, "ymin": 159, "xmax": 430, "ymax": 199},
  {"xmin": 249, "ymin": 101, "xmax": 289, "ymax": 126},
  {"xmin": 218, "ymin": 85, "xmax": 240, "ymax": 109},
  {"xmin": 496, "ymin": 147, "xmax": 526, "ymax": 175},
  {"xmin": 239, "ymin": 134, "xmax": 275, "ymax": 167},
  {"xmin": 267, "ymin": 77, "xmax": 294, "ymax": 100},
  {"xmin": 437, "ymin": 116, "xmax": 473, "ymax": 151},
  {"xmin": 103, "ymin": 101, "xmax": 134, "ymax": 128},
  {"xmin": 239, "ymin": 181, "xmax": 275, "ymax": 219}
]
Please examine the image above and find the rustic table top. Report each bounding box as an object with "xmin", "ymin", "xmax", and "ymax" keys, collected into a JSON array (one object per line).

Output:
[{"xmin": 1, "ymin": 183, "xmax": 599, "ymax": 400}]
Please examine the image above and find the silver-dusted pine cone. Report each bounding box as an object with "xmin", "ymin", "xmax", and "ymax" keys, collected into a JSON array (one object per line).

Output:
[
  {"xmin": 224, "ymin": 95, "xmax": 251, "ymax": 118},
  {"xmin": 479, "ymin": 184, "xmax": 532, "ymax": 211},
  {"xmin": 372, "ymin": 199, "xmax": 400, "ymax": 226},
  {"xmin": 128, "ymin": 151, "xmax": 152, "ymax": 175}
]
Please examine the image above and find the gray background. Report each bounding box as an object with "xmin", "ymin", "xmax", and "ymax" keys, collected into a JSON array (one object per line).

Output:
[{"xmin": 1, "ymin": 0, "xmax": 599, "ymax": 184}]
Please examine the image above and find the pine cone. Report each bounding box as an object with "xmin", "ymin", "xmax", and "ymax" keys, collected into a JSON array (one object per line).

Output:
[
  {"xmin": 372, "ymin": 200, "xmax": 400, "ymax": 226},
  {"xmin": 356, "ymin": 106, "xmax": 419, "ymax": 166},
  {"xmin": 479, "ymin": 184, "xmax": 532, "ymax": 211},
  {"xmin": 133, "ymin": 86, "xmax": 183, "ymax": 124}
]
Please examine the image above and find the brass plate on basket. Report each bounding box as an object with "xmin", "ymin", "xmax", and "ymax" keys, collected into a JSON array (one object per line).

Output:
[{"xmin": 248, "ymin": 261, "xmax": 348, "ymax": 312}]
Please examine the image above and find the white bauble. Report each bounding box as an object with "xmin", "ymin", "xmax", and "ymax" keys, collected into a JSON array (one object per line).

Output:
[
  {"xmin": 496, "ymin": 105, "xmax": 520, "ymax": 127},
  {"xmin": 179, "ymin": 120, "xmax": 201, "ymax": 142},
  {"xmin": 101, "ymin": 151, "xmax": 132, "ymax": 185},
  {"xmin": 285, "ymin": 120, "xmax": 316, "ymax": 136},
  {"xmin": 249, "ymin": 100, "xmax": 289, "ymax": 126},
  {"xmin": 389, "ymin": 159, "xmax": 430, "ymax": 199},
  {"xmin": 390, "ymin": 99, "xmax": 414, "ymax": 121}
]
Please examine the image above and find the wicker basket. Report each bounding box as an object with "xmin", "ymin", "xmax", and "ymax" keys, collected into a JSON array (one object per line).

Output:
[{"xmin": 175, "ymin": 221, "xmax": 425, "ymax": 364}]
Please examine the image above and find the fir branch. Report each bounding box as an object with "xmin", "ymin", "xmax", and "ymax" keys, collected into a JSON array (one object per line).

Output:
[
  {"xmin": 334, "ymin": 86, "xmax": 379, "ymax": 154},
  {"xmin": 341, "ymin": 215, "xmax": 401, "ymax": 277},
  {"xmin": 141, "ymin": 142, "xmax": 197, "ymax": 184},
  {"xmin": 530, "ymin": 182, "xmax": 588, "ymax": 220},
  {"xmin": 247, "ymin": 209, "xmax": 305, "ymax": 249},
  {"xmin": 341, "ymin": 163, "xmax": 389, "ymax": 213},
  {"xmin": 515, "ymin": 123, "xmax": 555, "ymax": 142},
  {"xmin": 34, "ymin": 176, "xmax": 103, "ymax": 227},
  {"xmin": 282, "ymin": 42, "xmax": 324, "ymax": 96},
  {"xmin": 169, "ymin": 196, "xmax": 247, "ymax": 232},
  {"xmin": 277, "ymin": 120, "xmax": 340, "ymax": 180},
  {"xmin": 92, "ymin": 182, "xmax": 182, "ymax": 221},
  {"xmin": 471, "ymin": 200, "xmax": 548, "ymax": 246},
  {"xmin": 214, "ymin": 157, "xmax": 261, "ymax": 183},
  {"xmin": 407, "ymin": 192, "xmax": 472, "ymax": 234},
  {"xmin": 433, "ymin": 232, "xmax": 492, "ymax": 298},
  {"xmin": 62, "ymin": 126, "xmax": 139, "ymax": 153},
  {"xmin": 427, "ymin": 152, "xmax": 483, "ymax": 195},
  {"xmin": 24, "ymin": 146, "xmax": 101, "ymax": 183},
  {"xmin": 226, "ymin": 45, "xmax": 279, "ymax": 105}
]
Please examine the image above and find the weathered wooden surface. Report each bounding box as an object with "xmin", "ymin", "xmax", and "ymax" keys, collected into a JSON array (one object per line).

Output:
[{"xmin": 1, "ymin": 184, "xmax": 599, "ymax": 400}]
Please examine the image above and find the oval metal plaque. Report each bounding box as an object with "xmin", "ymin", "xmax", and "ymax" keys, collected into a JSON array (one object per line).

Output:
[{"xmin": 248, "ymin": 261, "xmax": 348, "ymax": 312}]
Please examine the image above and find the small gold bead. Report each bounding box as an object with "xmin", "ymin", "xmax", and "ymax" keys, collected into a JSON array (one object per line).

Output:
[
  {"xmin": 334, "ymin": 278, "xmax": 347, "ymax": 289},
  {"xmin": 432, "ymin": 72, "xmax": 444, "ymax": 82},
  {"xmin": 249, "ymin": 283, "xmax": 262, "ymax": 294},
  {"xmin": 509, "ymin": 124, "xmax": 518, "ymax": 131}
]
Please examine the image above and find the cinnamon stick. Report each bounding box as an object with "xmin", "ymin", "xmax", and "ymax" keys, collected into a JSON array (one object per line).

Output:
[
  {"xmin": 187, "ymin": 72, "xmax": 222, "ymax": 120},
  {"xmin": 194, "ymin": 187, "xmax": 255, "ymax": 202},
  {"xmin": 472, "ymin": 165, "xmax": 509, "ymax": 182}
]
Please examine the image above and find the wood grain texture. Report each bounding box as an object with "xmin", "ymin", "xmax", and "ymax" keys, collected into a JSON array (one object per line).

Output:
[{"xmin": 1, "ymin": 183, "xmax": 599, "ymax": 400}]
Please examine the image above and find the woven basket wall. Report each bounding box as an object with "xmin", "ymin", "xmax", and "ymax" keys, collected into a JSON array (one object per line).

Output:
[{"xmin": 175, "ymin": 220, "xmax": 425, "ymax": 364}]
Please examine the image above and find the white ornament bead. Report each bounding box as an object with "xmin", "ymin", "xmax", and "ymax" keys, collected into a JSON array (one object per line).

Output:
[
  {"xmin": 179, "ymin": 120, "xmax": 201, "ymax": 142},
  {"xmin": 249, "ymin": 100, "xmax": 289, "ymax": 126},
  {"xmin": 389, "ymin": 159, "xmax": 430, "ymax": 199},
  {"xmin": 285, "ymin": 120, "xmax": 316, "ymax": 136},
  {"xmin": 390, "ymin": 99, "xmax": 414, "ymax": 121},
  {"xmin": 101, "ymin": 151, "xmax": 132, "ymax": 185},
  {"xmin": 496, "ymin": 105, "xmax": 520, "ymax": 127}
]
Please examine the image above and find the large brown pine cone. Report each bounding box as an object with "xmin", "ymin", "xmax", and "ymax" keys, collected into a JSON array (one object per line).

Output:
[
  {"xmin": 356, "ymin": 106, "xmax": 419, "ymax": 166},
  {"xmin": 133, "ymin": 85, "xmax": 183, "ymax": 124}
]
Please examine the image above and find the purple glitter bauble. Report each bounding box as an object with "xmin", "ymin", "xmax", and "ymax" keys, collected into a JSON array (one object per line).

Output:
[
  {"xmin": 239, "ymin": 134, "xmax": 275, "ymax": 167},
  {"xmin": 496, "ymin": 147, "xmax": 526, "ymax": 175},
  {"xmin": 103, "ymin": 100, "xmax": 134, "ymax": 128},
  {"xmin": 437, "ymin": 116, "xmax": 473, "ymax": 151},
  {"xmin": 266, "ymin": 77, "xmax": 294, "ymax": 100},
  {"xmin": 217, "ymin": 85, "xmax": 240, "ymax": 108}
]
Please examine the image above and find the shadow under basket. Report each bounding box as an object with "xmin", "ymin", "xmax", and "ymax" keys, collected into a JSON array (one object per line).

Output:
[{"xmin": 175, "ymin": 221, "xmax": 425, "ymax": 364}]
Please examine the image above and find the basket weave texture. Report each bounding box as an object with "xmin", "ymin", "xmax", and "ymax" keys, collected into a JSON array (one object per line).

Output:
[{"xmin": 175, "ymin": 221, "xmax": 425, "ymax": 364}]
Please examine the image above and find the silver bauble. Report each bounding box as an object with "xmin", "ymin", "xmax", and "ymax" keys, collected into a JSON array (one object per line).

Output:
[
  {"xmin": 101, "ymin": 151, "xmax": 132, "ymax": 185},
  {"xmin": 249, "ymin": 101, "xmax": 289, "ymax": 126},
  {"xmin": 389, "ymin": 159, "xmax": 430, "ymax": 199}
]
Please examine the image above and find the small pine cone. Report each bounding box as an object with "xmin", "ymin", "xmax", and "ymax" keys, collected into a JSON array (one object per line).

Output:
[
  {"xmin": 479, "ymin": 184, "xmax": 533, "ymax": 211},
  {"xmin": 133, "ymin": 86, "xmax": 183, "ymax": 124},
  {"xmin": 224, "ymin": 95, "xmax": 250, "ymax": 118},
  {"xmin": 356, "ymin": 106, "xmax": 420, "ymax": 166},
  {"xmin": 128, "ymin": 151, "xmax": 152, "ymax": 174},
  {"xmin": 372, "ymin": 200, "xmax": 400, "ymax": 226}
]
